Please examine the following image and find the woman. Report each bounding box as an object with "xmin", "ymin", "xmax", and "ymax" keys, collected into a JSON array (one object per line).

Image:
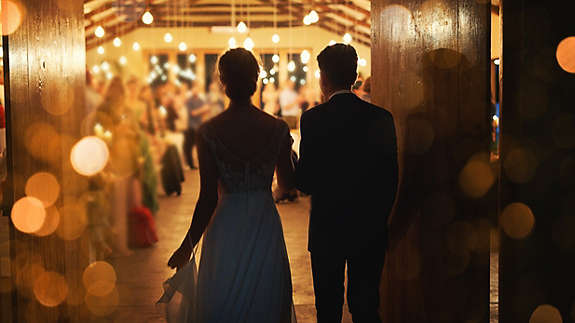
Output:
[
  {"xmin": 160, "ymin": 48, "xmax": 297, "ymax": 322},
  {"xmin": 262, "ymin": 82, "xmax": 279, "ymax": 115}
]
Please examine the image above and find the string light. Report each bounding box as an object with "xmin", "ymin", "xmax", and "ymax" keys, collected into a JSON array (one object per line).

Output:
[
  {"xmin": 94, "ymin": 26, "xmax": 105, "ymax": 38},
  {"xmin": 272, "ymin": 54, "xmax": 280, "ymax": 63},
  {"xmin": 329, "ymin": 40, "xmax": 336, "ymax": 46},
  {"xmin": 228, "ymin": 37, "xmax": 237, "ymax": 49},
  {"xmin": 303, "ymin": 15, "xmax": 312, "ymax": 25},
  {"xmin": 308, "ymin": 10, "xmax": 319, "ymax": 23},
  {"xmin": 188, "ymin": 54, "xmax": 196, "ymax": 63},
  {"xmin": 119, "ymin": 56, "xmax": 127, "ymax": 65},
  {"xmin": 358, "ymin": 58, "xmax": 367, "ymax": 67},
  {"xmin": 287, "ymin": 61, "xmax": 296, "ymax": 72},
  {"xmin": 259, "ymin": 69, "xmax": 267, "ymax": 78},
  {"xmin": 97, "ymin": 46, "xmax": 105, "ymax": 55},
  {"xmin": 142, "ymin": 11, "xmax": 154, "ymax": 25},
  {"xmin": 243, "ymin": 37, "xmax": 254, "ymax": 51},
  {"xmin": 237, "ymin": 21, "xmax": 248, "ymax": 33},
  {"xmin": 101, "ymin": 61, "xmax": 110, "ymax": 71},
  {"xmin": 178, "ymin": 42, "xmax": 187, "ymax": 51},
  {"xmin": 272, "ymin": 33, "xmax": 280, "ymax": 44},
  {"xmin": 343, "ymin": 33, "xmax": 352, "ymax": 44},
  {"xmin": 132, "ymin": 42, "xmax": 141, "ymax": 51},
  {"xmin": 315, "ymin": 69, "xmax": 321, "ymax": 79},
  {"xmin": 164, "ymin": 32, "xmax": 173, "ymax": 43},
  {"xmin": 113, "ymin": 37, "xmax": 122, "ymax": 47},
  {"xmin": 150, "ymin": 56, "xmax": 158, "ymax": 64},
  {"xmin": 92, "ymin": 65, "xmax": 100, "ymax": 74},
  {"xmin": 300, "ymin": 50, "xmax": 311, "ymax": 64}
]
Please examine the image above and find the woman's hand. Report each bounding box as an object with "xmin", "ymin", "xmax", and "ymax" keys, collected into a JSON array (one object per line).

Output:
[{"xmin": 167, "ymin": 246, "xmax": 192, "ymax": 271}]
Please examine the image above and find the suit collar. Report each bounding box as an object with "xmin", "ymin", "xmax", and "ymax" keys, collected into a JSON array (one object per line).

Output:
[{"xmin": 328, "ymin": 90, "xmax": 354, "ymax": 101}]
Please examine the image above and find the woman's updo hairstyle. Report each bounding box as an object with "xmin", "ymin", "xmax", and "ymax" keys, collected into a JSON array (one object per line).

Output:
[{"xmin": 218, "ymin": 48, "xmax": 260, "ymax": 101}]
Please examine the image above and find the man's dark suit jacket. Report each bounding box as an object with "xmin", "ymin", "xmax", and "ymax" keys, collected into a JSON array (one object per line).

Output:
[{"xmin": 296, "ymin": 92, "xmax": 398, "ymax": 255}]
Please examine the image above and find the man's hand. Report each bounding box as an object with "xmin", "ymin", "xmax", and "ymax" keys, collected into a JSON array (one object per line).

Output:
[{"xmin": 167, "ymin": 246, "xmax": 192, "ymax": 271}]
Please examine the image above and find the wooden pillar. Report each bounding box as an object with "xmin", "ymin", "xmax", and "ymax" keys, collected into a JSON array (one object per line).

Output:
[
  {"xmin": 499, "ymin": 1, "xmax": 575, "ymax": 322},
  {"xmin": 2, "ymin": 0, "xmax": 88, "ymax": 321},
  {"xmin": 372, "ymin": 1, "xmax": 492, "ymax": 322}
]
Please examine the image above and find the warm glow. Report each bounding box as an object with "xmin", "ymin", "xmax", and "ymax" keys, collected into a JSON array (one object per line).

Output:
[
  {"xmin": 97, "ymin": 46, "xmax": 105, "ymax": 55},
  {"xmin": 315, "ymin": 69, "xmax": 321, "ymax": 79},
  {"xmin": 1, "ymin": 0, "xmax": 26, "ymax": 35},
  {"xmin": 308, "ymin": 10, "xmax": 319, "ymax": 23},
  {"xmin": 303, "ymin": 15, "xmax": 312, "ymax": 26},
  {"xmin": 259, "ymin": 69, "xmax": 267, "ymax": 78},
  {"xmin": 101, "ymin": 61, "xmax": 110, "ymax": 71},
  {"xmin": 556, "ymin": 36, "xmax": 575, "ymax": 74},
  {"xmin": 11, "ymin": 197, "xmax": 46, "ymax": 234},
  {"xmin": 300, "ymin": 50, "xmax": 311, "ymax": 64},
  {"xmin": 244, "ymin": 37, "xmax": 255, "ymax": 51},
  {"xmin": 501, "ymin": 202, "xmax": 535, "ymax": 239},
  {"xmin": 228, "ymin": 37, "xmax": 237, "ymax": 49},
  {"xmin": 34, "ymin": 207, "xmax": 60, "ymax": 237},
  {"xmin": 56, "ymin": 202, "xmax": 88, "ymax": 241},
  {"xmin": 25, "ymin": 172, "xmax": 60, "ymax": 207},
  {"xmin": 272, "ymin": 33, "xmax": 280, "ymax": 44},
  {"xmin": 142, "ymin": 10, "xmax": 154, "ymax": 25},
  {"xmin": 83, "ymin": 261, "xmax": 117, "ymax": 297},
  {"xmin": 164, "ymin": 32, "xmax": 173, "ymax": 43},
  {"xmin": 329, "ymin": 40, "xmax": 336, "ymax": 46},
  {"xmin": 178, "ymin": 42, "xmax": 187, "ymax": 51},
  {"xmin": 287, "ymin": 61, "xmax": 296, "ymax": 72},
  {"xmin": 33, "ymin": 271, "xmax": 69, "ymax": 307},
  {"xmin": 358, "ymin": 58, "xmax": 367, "ymax": 67},
  {"xmin": 85, "ymin": 287, "xmax": 119, "ymax": 316},
  {"xmin": 529, "ymin": 304, "xmax": 563, "ymax": 323},
  {"xmin": 159, "ymin": 106, "xmax": 168, "ymax": 117},
  {"xmin": 113, "ymin": 37, "xmax": 122, "ymax": 47},
  {"xmin": 237, "ymin": 21, "xmax": 248, "ymax": 33},
  {"xmin": 94, "ymin": 26, "xmax": 105, "ymax": 38},
  {"xmin": 70, "ymin": 136, "xmax": 110, "ymax": 177},
  {"xmin": 189, "ymin": 54, "xmax": 197, "ymax": 63},
  {"xmin": 458, "ymin": 158, "xmax": 495, "ymax": 198},
  {"xmin": 343, "ymin": 33, "xmax": 353, "ymax": 44},
  {"xmin": 150, "ymin": 55, "xmax": 159, "ymax": 64},
  {"xmin": 119, "ymin": 56, "xmax": 127, "ymax": 65},
  {"xmin": 272, "ymin": 54, "xmax": 280, "ymax": 63},
  {"xmin": 132, "ymin": 41, "xmax": 141, "ymax": 51},
  {"xmin": 92, "ymin": 65, "xmax": 100, "ymax": 74}
]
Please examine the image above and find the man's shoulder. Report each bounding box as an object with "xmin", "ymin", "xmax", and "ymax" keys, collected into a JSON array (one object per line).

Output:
[
  {"xmin": 359, "ymin": 99, "xmax": 394, "ymax": 121},
  {"xmin": 301, "ymin": 102, "xmax": 328, "ymax": 121}
]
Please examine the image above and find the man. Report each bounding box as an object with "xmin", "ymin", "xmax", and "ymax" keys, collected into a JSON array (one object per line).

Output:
[
  {"xmin": 183, "ymin": 82, "xmax": 210, "ymax": 169},
  {"xmin": 279, "ymin": 80, "xmax": 301, "ymax": 129},
  {"xmin": 296, "ymin": 44, "xmax": 398, "ymax": 323}
]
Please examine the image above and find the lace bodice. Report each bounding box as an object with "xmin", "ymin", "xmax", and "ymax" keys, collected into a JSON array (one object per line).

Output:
[{"xmin": 200, "ymin": 120, "xmax": 292, "ymax": 194}]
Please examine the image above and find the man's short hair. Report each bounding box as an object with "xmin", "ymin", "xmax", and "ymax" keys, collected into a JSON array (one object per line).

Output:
[{"xmin": 317, "ymin": 44, "xmax": 358, "ymax": 89}]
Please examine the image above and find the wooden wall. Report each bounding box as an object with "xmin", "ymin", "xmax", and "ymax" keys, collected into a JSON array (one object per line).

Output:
[
  {"xmin": 499, "ymin": 1, "xmax": 575, "ymax": 322},
  {"xmin": 371, "ymin": 1, "xmax": 492, "ymax": 322},
  {"xmin": 3, "ymin": 0, "xmax": 88, "ymax": 321}
]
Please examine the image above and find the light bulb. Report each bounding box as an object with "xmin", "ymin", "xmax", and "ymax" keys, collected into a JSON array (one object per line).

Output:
[
  {"xmin": 272, "ymin": 54, "xmax": 280, "ymax": 63},
  {"xmin": 132, "ymin": 42, "xmax": 141, "ymax": 51},
  {"xmin": 290, "ymin": 75, "xmax": 297, "ymax": 82},
  {"xmin": 178, "ymin": 42, "xmax": 187, "ymax": 51},
  {"xmin": 343, "ymin": 33, "xmax": 352, "ymax": 44},
  {"xmin": 303, "ymin": 15, "xmax": 312, "ymax": 25},
  {"xmin": 237, "ymin": 21, "xmax": 248, "ymax": 33},
  {"xmin": 150, "ymin": 56, "xmax": 158, "ymax": 64},
  {"xmin": 106, "ymin": 72, "xmax": 113, "ymax": 80},
  {"xmin": 309, "ymin": 10, "xmax": 319, "ymax": 23},
  {"xmin": 329, "ymin": 40, "xmax": 336, "ymax": 46},
  {"xmin": 142, "ymin": 11, "xmax": 154, "ymax": 25},
  {"xmin": 119, "ymin": 56, "xmax": 127, "ymax": 65},
  {"xmin": 97, "ymin": 46, "xmax": 105, "ymax": 55},
  {"xmin": 287, "ymin": 61, "xmax": 296, "ymax": 72},
  {"xmin": 94, "ymin": 26, "xmax": 105, "ymax": 38},
  {"xmin": 101, "ymin": 61, "xmax": 110, "ymax": 71},
  {"xmin": 269, "ymin": 77, "xmax": 275, "ymax": 83},
  {"xmin": 92, "ymin": 65, "xmax": 100, "ymax": 74},
  {"xmin": 113, "ymin": 37, "xmax": 121, "ymax": 47},
  {"xmin": 228, "ymin": 37, "xmax": 237, "ymax": 49},
  {"xmin": 243, "ymin": 37, "xmax": 254, "ymax": 51},
  {"xmin": 272, "ymin": 34, "xmax": 280, "ymax": 44},
  {"xmin": 270, "ymin": 68, "xmax": 276, "ymax": 75},
  {"xmin": 358, "ymin": 58, "xmax": 367, "ymax": 67},
  {"xmin": 300, "ymin": 79, "xmax": 306, "ymax": 85},
  {"xmin": 164, "ymin": 32, "xmax": 173, "ymax": 43},
  {"xmin": 188, "ymin": 54, "xmax": 196, "ymax": 63},
  {"xmin": 259, "ymin": 69, "xmax": 267, "ymax": 78},
  {"xmin": 263, "ymin": 78, "xmax": 269, "ymax": 85},
  {"xmin": 300, "ymin": 50, "xmax": 311, "ymax": 64},
  {"xmin": 303, "ymin": 66, "xmax": 309, "ymax": 72},
  {"xmin": 315, "ymin": 69, "xmax": 321, "ymax": 79}
]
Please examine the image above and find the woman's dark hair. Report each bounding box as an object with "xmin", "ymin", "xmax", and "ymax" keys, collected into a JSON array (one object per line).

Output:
[
  {"xmin": 317, "ymin": 43, "xmax": 358, "ymax": 89},
  {"xmin": 218, "ymin": 48, "xmax": 259, "ymax": 101}
]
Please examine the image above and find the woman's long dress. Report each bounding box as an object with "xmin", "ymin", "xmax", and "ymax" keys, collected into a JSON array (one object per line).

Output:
[{"xmin": 159, "ymin": 120, "xmax": 296, "ymax": 323}]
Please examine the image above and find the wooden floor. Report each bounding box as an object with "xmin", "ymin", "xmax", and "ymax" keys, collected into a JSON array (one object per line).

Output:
[{"xmin": 109, "ymin": 170, "xmax": 353, "ymax": 323}]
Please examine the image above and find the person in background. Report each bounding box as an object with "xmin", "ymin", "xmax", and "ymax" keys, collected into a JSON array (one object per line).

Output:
[
  {"xmin": 279, "ymin": 80, "xmax": 301, "ymax": 129},
  {"xmin": 299, "ymin": 84, "xmax": 320, "ymax": 113},
  {"xmin": 360, "ymin": 76, "xmax": 372, "ymax": 103},
  {"xmin": 125, "ymin": 77, "xmax": 147, "ymax": 123},
  {"xmin": 183, "ymin": 82, "xmax": 210, "ymax": 169},
  {"xmin": 262, "ymin": 82, "xmax": 280, "ymax": 116},
  {"xmin": 139, "ymin": 85, "xmax": 159, "ymax": 137},
  {"xmin": 206, "ymin": 81, "xmax": 226, "ymax": 120},
  {"xmin": 83, "ymin": 70, "xmax": 103, "ymax": 136}
]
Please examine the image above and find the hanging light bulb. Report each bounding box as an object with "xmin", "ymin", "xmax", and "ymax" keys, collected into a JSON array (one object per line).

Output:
[
  {"xmin": 113, "ymin": 37, "xmax": 122, "ymax": 47},
  {"xmin": 97, "ymin": 46, "xmax": 105, "ymax": 55},
  {"xmin": 259, "ymin": 69, "xmax": 267, "ymax": 79},
  {"xmin": 94, "ymin": 26, "xmax": 105, "ymax": 38},
  {"xmin": 309, "ymin": 10, "xmax": 319, "ymax": 23},
  {"xmin": 343, "ymin": 33, "xmax": 353, "ymax": 44},
  {"xmin": 315, "ymin": 69, "xmax": 321, "ymax": 79},
  {"xmin": 150, "ymin": 55, "xmax": 159, "ymax": 64},
  {"xmin": 300, "ymin": 50, "xmax": 311, "ymax": 64},
  {"xmin": 132, "ymin": 42, "xmax": 141, "ymax": 51},
  {"xmin": 188, "ymin": 54, "xmax": 197, "ymax": 63},
  {"xmin": 119, "ymin": 56, "xmax": 127, "ymax": 65},
  {"xmin": 303, "ymin": 15, "xmax": 312, "ymax": 25},
  {"xmin": 228, "ymin": 37, "xmax": 237, "ymax": 49},
  {"xmin": 272, "ymin": 54, "xmax": 280, "ymax": 63},
  {"xmin": 178, "ymin": 42, "xmax": 187, "ymax": 51},
  {"xmin": 272, "ymin": 33, "xmax": 280, "ymax": 44},
  {"xmin": 101, "ymin": 61, "xmax": 110, "ymax": 71},
  {"xmin": 164, "ymin": 32, "xmax": 173, "ymax": 43},
  {"xmin": 243, "ymin": 37, "xmax": 254, "ymax": 51},
  {"xmin": 142, "ymin": 11, "xmax": 154, "ymax": 25},
  {"xmin": 290, "ymin": 75, "xmax": 297, "ymax": 82},
  {"xmin": 287, "ymin": 60, "xmax": 296, "ymax": 72},
  {"xmin": 270, "ymin": 68, "xmax": 276, "ymax": 75},
  {"xmin": 358, "ymin": 58, "xmax": 367, "ymax": 67},
  {"xmin": 92, "ymin": 65, "xmax": 100, "ymax": 74},
  {"xmin": 303, "ymin": 66, "xmax": 309, "ymax": 72},
  {"xmin": 237, "ymin": 21, "xmax": 248, "ymax": 33}
]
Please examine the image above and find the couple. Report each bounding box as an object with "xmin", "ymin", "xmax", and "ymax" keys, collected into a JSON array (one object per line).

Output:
[{"xmin": 160, "ymin": 44, "xmax": 398, "ymax": 323}]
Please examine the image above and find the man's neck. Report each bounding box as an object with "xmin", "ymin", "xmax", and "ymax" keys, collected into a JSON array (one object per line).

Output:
[{"xmin": 325, "ymin": 88, "xmax": 352, "ymax": 101}]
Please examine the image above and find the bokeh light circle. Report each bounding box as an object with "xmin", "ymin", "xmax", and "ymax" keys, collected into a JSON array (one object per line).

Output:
[
  {"xmin": 85, "ymin": 287, "xmax": 119, "ymax": 316},
  {"xmin": 458, "ymin": 160, "xmax": 495, "ymax": 198},
  {"xmin": 530, "ymin": 304, "xmax": 563, "ymax": 323},
  {"xmin": 500, "ymin": 202, "xmax": 535, "ymax": 239},
  {"xmin": 25, "ymin": 172, "xmax": 60, "ymax": 207},
  {"xmin": 11, "ymin": 197, "xmax": 46, "ymax": 234},
  {"xmin": 82, "ymin": 261, "xmax": 117, "ymax": 297},
  {"xmin": 556, "ymin": 37, "xmax": 575, "ymax": 74},
  {"xmin": 70, "ymin": 136, "xmax": 109, "ymax": 176},
  {"xmin": 33, "ymin": 271, "xmax": 69, "ymax": 307},
  {"xmin": 503, "ymin": 148, "xmax": 538, "ymax": 184},
  {"xmin": 56, "ymin": 202, "xmax": 87, "ymax": 241},
  {"xmin": 1, "ymin": 0, "xmax": 26, "ymax": 35},
  {"xmin": 34, "ymin": 207, "xmax": 60, "ymax": 237}
]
